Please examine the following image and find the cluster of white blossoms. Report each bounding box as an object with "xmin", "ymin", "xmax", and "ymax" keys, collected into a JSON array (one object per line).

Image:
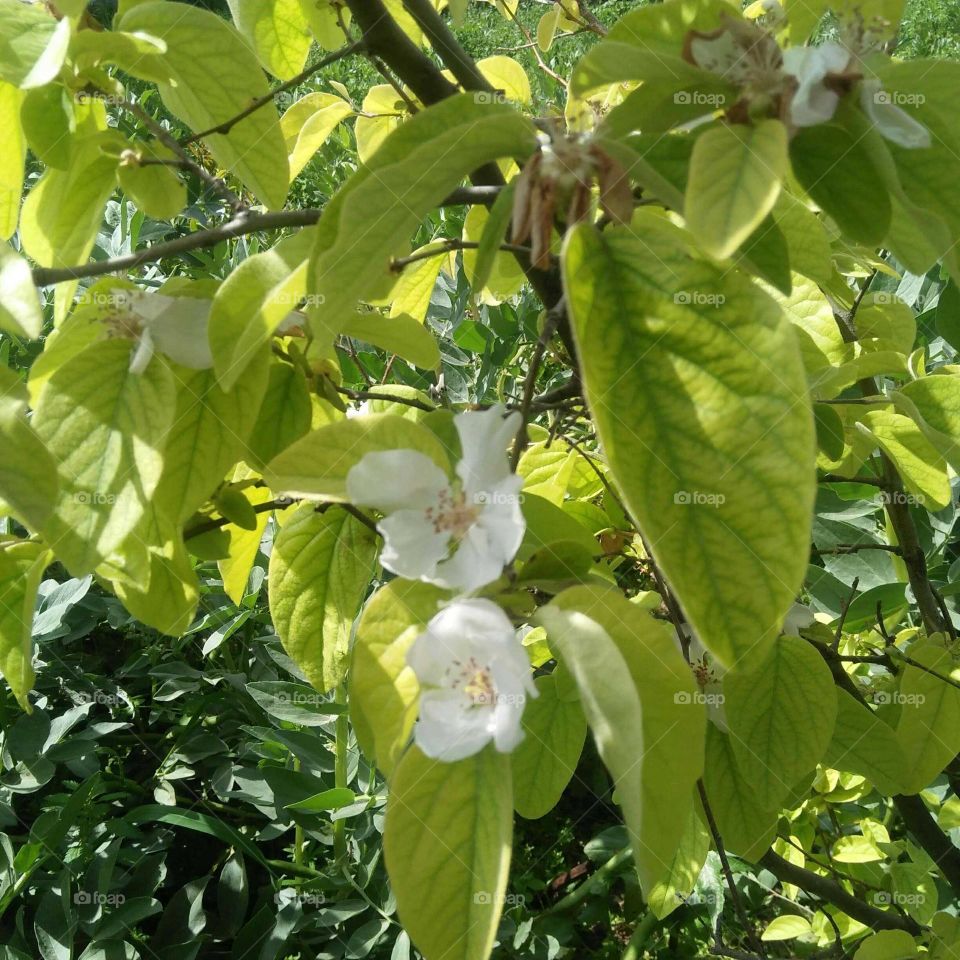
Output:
[
  {"xmin": 347, "ymin": 405, "xmax": 536, "ymax": 761},
  {"xmin": 685, "ymin": 14, "xmax": 931, "ymax": 149}
]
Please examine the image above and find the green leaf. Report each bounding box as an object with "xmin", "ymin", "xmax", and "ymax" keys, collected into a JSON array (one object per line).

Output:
[
  {"xmin": 646, "ymin": 804, "xmax": 711, "ymax": 919},
  {"xmin": 110, "ymin": 503, "xmax": 199, "ymax": 636},
  {"xmin": 0, "ymin": 81, "xmax": 25, "ymax": 239},
  {"xmin": 685, "ymin": 120, "xmax": 788, "ymax": 261},
  {"xmin": 340, "ymin": 312, "xmax": 440, "ymax": 370},
  {"xmin": 815, "ymin": 404, "xmax": 846, "ymax": 461},
  {"xmin": 281, "ymin": 92, "xmax": 353, "ymax": 180},
  {"xmin": 208, "ymin": 230, "xmax": 312, "ymax": 390},
  {"xmin": 227, "ymin": 0, "xmax": 312, "ymax": 80},
  {"xmin": 895, "ymin": 643, "xmax": 960, "ymax": 794},
  {"xmin": 286, "ymin": 787, "xmax": 356, "ymax": 812},
  {"xmin": 510, "ymin": 674, "xmax": 587, "ymax": 820},
  {"xmin": 264, "ymin": 414, "xmax": 451, "ymax": 502},
  {"xmin": 0, "ymin": 394, "xmax": 59, "ymax": 532},
  {"xmin": 20, "ymin": 85, "xmax": 74, "ymax": 170},
  {"xmin": 724, "ymin": 634, "xmax": 837, "ymax": 810},
  {"xmin": 117, "ymin": 149, "xmax": 187, "ymax": 220},
  {"xmin": 0, "ymin": 2, "xmax": 70, "ymax": 88},
  {"xmin": 308, "ymin": 94, "xmax": 536, "ymax": 327},
  {"xmin": 823, "ymin": 690, "xmax": 906, "ymax": 795},
  {"xmin": 790, "ymin": 125, "xmax": 890, "ymax": 246},
  {"xmin": 762, "ymin": 916, "xmax": 814, "ymax": 942},
  {"xmin": 570, "ymin": 0, "xmax": 730, "ymax": 96},
  {"xmin": 247, "ymin": 361, "xmax": 313, "ymax": 468},
  {"xmin": 246, "ymin": 680, "xmax": 344, "ymax": 725},
  {"xmin": 936, "ymin": 282, "xmax": 960, "ymax": 351},
  {"xmin": 154, "ymin": 362, "xmax": 268, "ymax": 524},
  {"xmin": 384, "ymin": 746, "xmax": 513, "ymax": 960},
  {"xmin": 269, "ymin": 505, "xmax": 378, "ymax": 693},
  {"xmin": 562, "ymin": 218, "xmax": 815, "ymax": 667},
  {"xmin": 20, "ymin": 124, "xmax": 118, "ymax": 269},
  {"xmin": 0, "ymin": 541, "xmax": 49, "ymax": 710},
  {"xmin": 0, "ymin": 244, "xmax": 41, "ymax": 340},
  {"xmin": 857, "ymin": 411, "xmax": 951, "ymax": 511},
  {"xmin": 462, "ymin": 182, "xmax": 517, "ymax": 299},
  {"xmin": 31, "ymin": 339, "xmax": 176, "ymax": 576},
  {"xmin": 351, "ymin": 580, "xmax": 447, "ymax": 777},
  {"xmin": 703, "ymin": 725, "xmax": 778, "ymax": 860},
  {"xmin": 118, "ymin": 1, "xmax": 289, "ymax": 209},
  {"xmin": 538, "ymin": 585, "xmax": 705, "ymax": 893},
  {"xmin": 898, "ymin": 374, "xmax": 960, "ymax": 473},
  {"xmin": 854, "ymin": 930, "xmax": 918, "ymax": 960}
]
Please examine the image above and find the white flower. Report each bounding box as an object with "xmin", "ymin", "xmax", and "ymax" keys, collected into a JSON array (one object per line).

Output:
[
  {"xmin": 678, "ymin": 624, "xmax": 727, "ymax": 732},
  {"xmin": 105, "ymin": 290, "xmax": 214, "ymax": 374},
  {"xmin": 782, "ymin": 41, "xmax": 851, "ymax": 127},
  {"xmin": 782, "ymin": 44, "xmax": 930, "ymax": 149},
  {"xmin": 860, "ymin": 77, "xmax": 931, "ymax": 149},
  {"xmin": 782, "ymin": 602, "xmax": 814, "ymax": 636},
  {"xmin": 407, "ymin": 599, "xmax": 537, "ymax": 761},
  {"xmin": 346, "ymin": 405, "xmax": 525, "ymax": 592}
]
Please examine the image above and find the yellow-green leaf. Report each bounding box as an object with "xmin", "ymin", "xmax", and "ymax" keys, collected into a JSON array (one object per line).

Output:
[
  {"xmin": 32, "ymin": 339, "xmax": 176, "ymax": 576},
  {"xmin": 0, "ymin": 81, "xmax": 25, "ymax": 239},
  {"xmin": 562, "ymin": 218, "xmax": 815, "ymax": 667},
  {"xmin": 119, "ymin": 1, "xmax": 290, "ymax": 209},
  {"xmin": 0, "ymin": 540, "xmax": 48, "ymax": 711},
  {"xmin": 510, "ymin": 674, "xmax": 587, "ymax": 819},
  {"xmin": 281, "ymin": 92, "xmax": 353, "ymax": 180},
  {"xmin": 685, "ymin": 120, "xmax": 788, "ymax": 261},
  {"xmin": 724, "ymin": 634, "xmax": 838, "ymax": 810},
  {"xmin": 351, "ymin": 579, "xmax": 447, "ymax": 777},
  {"xmin": 227, "ymin": 0, "xmax": 312, "ymax": 80},
  {"xmin": 384, "ymin": 746, "xmax": 512, "ymax": 960},
  {"xmin": 264, "ymin": 414, "xmax": 451, "ymax": 502},
  {"xmin": 539, "ymin": 585, "xmax": 705, "ymax": 894},
  {"xmin": 269, "ymin": 505, "xmax": 378, "ymax": 693}
]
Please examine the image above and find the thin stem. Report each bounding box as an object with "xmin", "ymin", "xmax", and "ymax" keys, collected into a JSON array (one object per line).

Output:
[
  {"xmin": 333, "ymin": 683, "xmax": 349, "ymax": 868},
  {"xmin": 697, "ymin": 781, "xmax": 766, "ymax": 956},
  {"xmin": 389, "ymin": 239, "xmax": 532, "ymax": 272},
  {"xmin": 181, "ymin": 42, "xmax": 364, "ymax": 145}
]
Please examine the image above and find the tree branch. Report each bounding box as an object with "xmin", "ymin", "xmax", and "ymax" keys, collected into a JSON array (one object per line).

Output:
[
  {"xmin": 759, "ymin": 850, "xmax": 920, "ymax": 933},
  {"xmin": 31, "ymin": 187, "xmax": 500, "ymax": 286},
  {"xmin": 180, "ymin": 42, "xmax": 364, "ymax": 145}
]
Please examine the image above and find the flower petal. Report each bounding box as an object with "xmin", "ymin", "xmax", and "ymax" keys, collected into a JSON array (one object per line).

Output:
[
  {"xmin": 346, "ymin": 450, "xmax": 449, "ymax": 513},
  {"xmin": 141, "ymin": 295, "xmax": 215, "ymax": 369},
  {"xmin": 377, "ymin": 508, "xmax": 450, "ymax": 582},
  {"xmin": 860, "ymin": 80, "xmax": 931, "ymax": 149},
  {"xmin": 433, "ymin": 523, "xmax": 509, "ymax": 592},
  {"xmin": 783, "ymin": 42, "xmax": 848, "ymax": 127},
  {"xmin": 454, "ymin": 405, "xmax": 520, "ymax": 495},
  {"xmin": 415, "ymin": 692, "xmax": 493, "ymax": 761}
]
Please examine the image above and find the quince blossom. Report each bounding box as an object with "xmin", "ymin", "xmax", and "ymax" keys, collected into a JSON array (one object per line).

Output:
[
  {"xmin": 407, "ymin": 599, "xmax": 537, "ymax": 761},
  {"xmin": 346, "ymin": 405, "xmax": 525, "ymax": 592},
  {"xmin": 103, "ymin": 290, "xmax": 214, "ymax": 374}
]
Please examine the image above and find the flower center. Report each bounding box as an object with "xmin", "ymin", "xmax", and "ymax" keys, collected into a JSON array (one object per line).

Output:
[
  {"xmin": 424, "ymin": 487, "xmax": 480, "ymax": 540},
  {"xmin": 449, "ymin": 656, "xmax": 496, "ymax": 707},
  {"xmin": 692, "ymin": 655, "xmax": 718, "ymax": 690}
]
